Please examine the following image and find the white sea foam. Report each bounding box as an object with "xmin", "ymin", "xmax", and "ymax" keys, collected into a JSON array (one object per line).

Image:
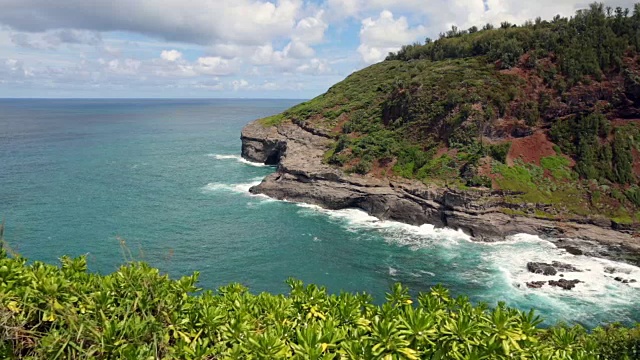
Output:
[
  {"xmin": 486, "ymin": 235, "xmax": 640, "ymax": 297},
  {"xmin": 203, "ymin": 182, "xmax": 640, "ymax": 318},
  {"xmin": 295, "ymin": 203, "xmax": 470, "ymax": 247},
  {"xmin": 389, "ymin": 267, "xmax": 398, "ymax": 276},
  {"xmin": 207, "ymin": 154, "xmax": 272, "ymax": 167},
  {"xmin": 202, "ymin": 177, "xmax": 264, "ymax": 194},
  {"xmin": 295, "ymin": 202, "xmax": 640, "ymax": 319}
]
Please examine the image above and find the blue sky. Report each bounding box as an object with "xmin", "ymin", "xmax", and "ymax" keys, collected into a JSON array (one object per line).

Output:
[{"xmin": 0, "ymin": 0, "xmax": 636, "ymax": 98}]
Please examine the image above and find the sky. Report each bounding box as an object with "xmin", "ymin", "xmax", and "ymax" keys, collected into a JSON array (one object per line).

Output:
[{"xmin": 0, "ymin": 0, "xmax": 637, "ymax": 98}]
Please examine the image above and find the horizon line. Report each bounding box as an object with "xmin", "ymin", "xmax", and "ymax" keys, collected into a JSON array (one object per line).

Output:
[{"xmin": 0, "ymin": 97, "xmax": 309, "ymax": 100}]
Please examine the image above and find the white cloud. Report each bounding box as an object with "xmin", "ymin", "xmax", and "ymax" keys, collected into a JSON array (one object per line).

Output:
[
  {"xmin": 296, "ymin": 58, "xmax": 331, "ymax": 75},
  {"xmin": 284, "ymin": 41, "xmax": 315, "ymax": 58},
  {"xmin": 232, "ymin": 79, "xmax": 250, "ymax": 91},
  {"xmin": 160, "ymin": 49, "xmax": 182, "ymax": 62},
  {"xmin": 195, "ymin": 56, "xmax": 236, "ymax": 76},
  {"xmin": 9, "ymin": 29, "xmax": 102, "ymax": 50},
  {"xmin": 292, "ymin": 11, "xmax": 327, "ymax": 44},
  {"xmin": 357, "ymin": 10, "xmax": 425, "ymax": 64},
  {"xmin": 105, "ymin": 58, "xmax": 141, "ymax": 75}
]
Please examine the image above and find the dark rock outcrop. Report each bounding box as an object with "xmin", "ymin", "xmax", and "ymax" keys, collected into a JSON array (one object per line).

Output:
[
  {"xmin": 526, "ymin": 261, "xmax": 581, "ymax": 275},
  {"xmin": 548, "ymin": 279, "xmax": 582, "ymax": 290},
  {"xmin": 527, "ymin": 263, "xmax": 558, "ymax": 276},
  {"xmin": 526, "ymin": 281, "xmax": 546, "ymax": 289},
  {"xmin": 241, "ymin": 120, "xmax": 640, "ymax": 258}
]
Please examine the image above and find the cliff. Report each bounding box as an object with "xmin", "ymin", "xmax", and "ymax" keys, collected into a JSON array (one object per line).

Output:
[
  {"xmin": 241, "ymin": 4, "xmax": 640, "ymax": 261},
  {"xmin": 241, "ymin": 120, "xmax": 640, "ymax": 261}
]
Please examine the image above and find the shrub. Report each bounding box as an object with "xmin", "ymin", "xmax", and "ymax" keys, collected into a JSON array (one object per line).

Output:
[
  {"xmin": 353, "ymin": 156, "xmax": 373, "ymax": 175},
  {"xmin": 489, "ymin": 142, "xmax": 511, "ymax": 163},
  {"xmin": 467, "ymin": 175, "xmax": 492, "ymax": 188},
  {"xmin": 625, "ymin": 186, "xmax": 640, "ymax": 207},
  {"xmin": 0, "ymin": 252, "xmax": 638, "ymax": 359}
]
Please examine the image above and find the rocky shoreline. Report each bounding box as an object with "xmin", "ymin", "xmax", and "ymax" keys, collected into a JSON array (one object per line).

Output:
[{"xmin": 240, "ymin": 119, "xmax": 640, "ymax": 265}]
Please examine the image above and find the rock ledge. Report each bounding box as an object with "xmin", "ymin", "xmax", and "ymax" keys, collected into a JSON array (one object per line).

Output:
[{"xmin": 241, "ymin": 120, "xmax": 640, "ymax": 261}]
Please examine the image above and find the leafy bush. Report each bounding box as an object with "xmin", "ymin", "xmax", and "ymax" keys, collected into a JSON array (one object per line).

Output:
[
  {"xmin": 625, "ymin": 185, "xmax": 640, "ymax": 206},
  {"xmin": 466, "ymin": 175, "xmax": 492, "ymax": 188},
  {"xmin": 352, "ymin": 156, "xmax": 373, "ymax": 175},
  {"xmin": 1, "ymin": 252, "xmax": 639, "ymax": 359},
  {"xmin": 488, "ymin": 142, "xmax": 511, "ymax": 163},
  {"xmin": 612, "ymin": 129, "xmax": 635, "ymax": 184}
]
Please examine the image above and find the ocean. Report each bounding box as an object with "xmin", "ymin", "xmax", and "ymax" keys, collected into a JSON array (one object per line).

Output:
[{"xmin": 0, "ymin": 98, "xmax": 638, "ymax": 327}]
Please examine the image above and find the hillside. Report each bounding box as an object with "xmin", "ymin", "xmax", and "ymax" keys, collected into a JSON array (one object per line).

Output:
[{"xmin": 255, "ymin": 3, "xmax": 640, "ymax": 232}]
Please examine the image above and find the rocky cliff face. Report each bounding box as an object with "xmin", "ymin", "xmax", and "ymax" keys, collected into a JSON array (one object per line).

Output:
[{"xmin": 241, "ymin": 120, "xmax": 640, "ymax": 261}]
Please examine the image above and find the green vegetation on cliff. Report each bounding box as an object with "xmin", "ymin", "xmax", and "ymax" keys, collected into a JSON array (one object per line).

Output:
[
  {"xmin": 1, "ymin": 250, "xmax": 639, "ymax": 359},
  {"xmin": 260, "ymin": 2, "xmax": 640, "ymax": 226}
]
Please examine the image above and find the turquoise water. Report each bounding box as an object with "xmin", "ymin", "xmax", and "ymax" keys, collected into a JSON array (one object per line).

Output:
[{"xmin": 1, "ymin": 99, "xmax": 639, "ymax": 328}]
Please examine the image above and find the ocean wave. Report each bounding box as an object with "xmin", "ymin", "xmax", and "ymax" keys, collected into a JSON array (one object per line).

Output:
[
  {"xmin": 202, "ymin": 177, "xmax": 264, "ymax": 194},
  {"xmin": 294, "ymin": 201, "xmax": 640, "ymax": 321},
  {"xmin": 207, "ymin": 154, "xmax": 272, "ymax": 167},
  {"xmin": 295, "ymin": 203, "xmax": 470, "ymax": 247}
]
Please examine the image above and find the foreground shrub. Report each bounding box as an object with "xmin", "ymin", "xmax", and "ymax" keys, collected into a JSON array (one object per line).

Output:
[{"xmin": 0, "ymin": 250, "xmax": 638, "ymax": 359}]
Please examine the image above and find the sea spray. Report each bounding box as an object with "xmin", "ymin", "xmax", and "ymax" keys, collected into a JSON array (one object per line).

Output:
[
  {"xmin": 290, "ymin": 195, "xmax": 640, "ymax": 325},
  {"xmin": 208, "ymin": 154, "xmax": 273, "ymax": 167}
]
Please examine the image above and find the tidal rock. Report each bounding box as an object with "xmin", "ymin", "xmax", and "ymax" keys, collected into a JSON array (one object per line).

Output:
[
  {"xmin": 614, "ymin": 277, "xmax": 637, "ymax": 284},
  {"xmin": 563, "ymin": 246, "xmax": 584, "ymax": 256},
  {"xmin": 527, "ymin": 262, "xmax": 557, "ymax": 276},
  {"xmin": 605, "ymin": 267, "xmax": 632, "ymax": 275},
  {"xmin": 551, "ymin": 261, "xmax": 582, "ymax": 272},
  {"xmin": 548, "ymin": 279, "xmax": 582, "ymax": 290},
  {"xmin": 527, "ymin": 261, "xmax": 581, "ymax": 276},
  {"xmin": 526, "ymin": 281, "xmax": 546, "ymax": 289}
]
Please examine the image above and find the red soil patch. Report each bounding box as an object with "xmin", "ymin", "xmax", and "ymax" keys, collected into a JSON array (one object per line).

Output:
[
  {"xmin": 331, "ymin": 112, "xmax": 350, "ymax": 133},
  {"xmin": 611, "ymin": 118, "xmax": 640, "ymax": 127},
  {"xmin": 371, "ymin": 157, "xmax": 397, "ymax": 178},
  {"xmin": 435, "ymin": 147, "xmax": 458, "ymax": 158},
  {"xmin": 506, "ymin": 131, "xmax": 557, "ymax": 166}
]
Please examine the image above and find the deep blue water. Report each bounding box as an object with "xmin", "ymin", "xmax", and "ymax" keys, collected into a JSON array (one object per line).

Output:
[{"xmin": 1, "ymin": 99, "xmax": 639, "ymax": 327}]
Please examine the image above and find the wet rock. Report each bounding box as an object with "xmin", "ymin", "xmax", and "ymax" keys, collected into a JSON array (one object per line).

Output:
[
  {"xmin": 527, "ymin": 262, "xmax": 557, "ymax": 276},
  {"xmin": 605, "ymin": 267, "xmax": 631, "ymax": 275},
  {"xmin": 527, "ymin": 261, "xmax": 581, "ymax": 276},
  {"xmin": 526, "ymin": 281, "xmax": 546, "ymax": 289},
  {"xmin": 551, "ymin": 261, "xmax": 581, "ymax": 272},
  {"xmin": 563, "ymin": 246, "xmax": 584, "ymax": 256},
  {"xmin": 548, "ymin": 279, "xmax": 582, "ymax": 290},
  {"xmin": 614, "ymin": 277, "xmax": 637, "ymax": 284}
]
